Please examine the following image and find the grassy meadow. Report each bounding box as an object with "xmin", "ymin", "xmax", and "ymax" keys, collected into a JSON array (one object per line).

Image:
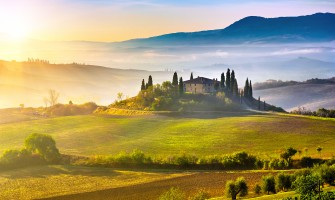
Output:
[{"xmin": 0, "ymin": 110, "xmax": 334, "ymax": 158}]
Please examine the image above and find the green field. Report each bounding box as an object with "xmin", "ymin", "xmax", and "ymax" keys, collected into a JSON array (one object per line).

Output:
[{"xmin": 0, "ymin": 111, "xmax": 334, "ymax": 158}]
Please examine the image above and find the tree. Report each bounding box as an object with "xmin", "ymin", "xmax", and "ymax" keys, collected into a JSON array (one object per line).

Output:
[
  {"xmin": 172, "ymin": 72, "xmax": 178, "ymax": 86},
  {"xmin": 190, "ymin": 72, "xmax": 194, "ymax": 80},
  {"xmin": 230, "ymin": 70, "xmax": 235, "ymax": 93},
  {"xmin": 25, "ymin": 133, "xmax": 60, "ymax": 163},
  {"xmin": 148, "ymin": 75, "xmax": 153, "ymax": 87},
  {"xmin": 141, "ymin": 79, "xmax": 146, "ymax": 90},
  {"xmin": 262, "ymin": 175, "xmax": 276, "ymax": 194},
  {"xmin": 244, "ymin": 78, "xmax": 249, "ymax": 98},
  {"xmin": 226, "ymin": 69, "xmax": 231, "ymax": 91},
  {"xmin": 220, "ymin": 72, "xmax": 225, "ymax": 89},
  {"xmin": 214, "ymin": 79, "xmax": 220, "ymax": 91},
  {"xmin": 46, "ymin": 89, "xmax": 59, "ymax": 106},
  {"xmin": 179, "ymin": 77, "xmax": 184, "ymax": 95},
  {"xmin": 293, "ymin": 174, "xmax": 321, "ymax": 198},
  {"xmin": 225, "ymin": 177, "xmax": 248, "ymax": 200},
  {"xmin": 254, "ymin": 184, "xmax": 262, "ymax": 195},
  {"xmin": 117, "ymin": 92, "xmax": 124, "ymax": 102},
  {"xmin": 249, "ymin": 80, "xmax": 253, "ymax": 98},
  {"xmin": 264, "ymin": 101, "xmax": 266, "ymax": 111},
  {"xmin": 280, "ymin": 147, "xmax": 297, "ymax": 163},
  {"xmin": 258, "ymin": 97, "xmax": 261, "ymax": 110},
  {"xmin": 159, "ymin": 187, "xmax": 185, "ymax": 200},
  {"xmin": 317, "ymin": 146, "xmax": 323, "ymax": 157},
  {"xmin": 233, "ymin": 78, "xmax": 238, "ymax": 96},
  {"xmin": 276, "ymin": 173, "xmax": 292, "ymax": 192}
]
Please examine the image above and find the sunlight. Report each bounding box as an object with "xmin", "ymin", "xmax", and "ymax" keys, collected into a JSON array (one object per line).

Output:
[{"xmin": 1, "ymin": 18, "xmax": 30, "ymax": 41}]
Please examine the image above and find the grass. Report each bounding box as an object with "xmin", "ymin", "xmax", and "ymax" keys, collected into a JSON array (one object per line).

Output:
[
  {"xmin": 0, "ymin": 165, "xmax": 187, "ymax": 200},
  {"xmin": 14, "ymin": 166, "xmax": 279, "ymax": 200},
  {"xmin": 0, "ymin": 111, "xmax": 334, "ymax": 158}
]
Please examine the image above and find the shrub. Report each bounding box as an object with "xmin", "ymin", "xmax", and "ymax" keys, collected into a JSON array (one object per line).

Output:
[
  {"xmin": 276, "ymin": 173, "xmax": 293, "ymax": 191},
  {"xmin": 159, "ymin": 187, "xmax": 185, "ymax": 200},
  {"xmin": 293, "ymin": 174, "xmax": 321, "ymax": 197},
  {"xmin": 25, "ymin": 133, "xmax": 60, "ymax": 163},
  {"xmin": 262, "ymin": 175, "xmax": 276, "ymax": 194},
  {"xmin": 225, "ymin": 177, "xmax": 248, "ymax": 200},
  {"xmin": 254, "ymin": 184, "xmax": 262, "ymax": 195},
  {"xmin": 314, "ymin": 164, "xmax": 335, "ymax": 185},
  {"xmin": 300, "ymin": 156, "xmax": 322, "ymax": 168}
]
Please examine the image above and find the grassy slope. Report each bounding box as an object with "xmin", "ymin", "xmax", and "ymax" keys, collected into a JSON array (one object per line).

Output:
[{"xmin": 0, "ymin": 112, "xmax": 334, "ymax": 158}]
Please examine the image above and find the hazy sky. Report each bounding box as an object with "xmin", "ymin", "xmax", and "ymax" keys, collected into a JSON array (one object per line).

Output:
[{"xmin": 1, "ymin": 0, "xmax": 335, "ymax": 42}]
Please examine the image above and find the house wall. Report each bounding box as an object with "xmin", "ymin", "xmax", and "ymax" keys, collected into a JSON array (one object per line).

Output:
[{"xmin": 184, "ymin": 83, "xmax": 215, "ymax": 93}]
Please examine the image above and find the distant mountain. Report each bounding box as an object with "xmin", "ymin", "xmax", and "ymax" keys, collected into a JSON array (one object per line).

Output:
[{"xmin": 122, "ymin": 13, "xmax": 335, "ymax": 46}]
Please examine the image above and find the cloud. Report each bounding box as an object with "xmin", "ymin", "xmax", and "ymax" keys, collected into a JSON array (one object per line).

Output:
[{"xmin": 271, "ymin": 48, "xmax": 322, "ymax": 55}]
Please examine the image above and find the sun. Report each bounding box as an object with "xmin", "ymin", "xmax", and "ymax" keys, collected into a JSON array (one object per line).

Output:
[{"xmin": 2, "ymin": 18, "xmax": 30, "ymax": 41}]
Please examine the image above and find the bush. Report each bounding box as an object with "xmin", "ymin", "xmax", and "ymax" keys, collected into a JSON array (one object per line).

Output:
[
  {"xmin": 262, "ymin": 175, "xmax": 276, "ymax": 194},
  {"xmin": 276, "ymin": 173, "xmax": 293, "ymax": 191},
  {"xmin": 293, "ymin": 174, "xmax": 321, "ymax": 197},
  {"xmin": 314, "ymin": 164, "xmax": 335, "ymax": 185},
  {"xmin": 25, "ymin": 133, "xmax": 61, "ymax": 163},
  {"xmin": 159, "ymin": 187, "xmax": 185, "ymax": 200},
  {"xmin": 254, "ymin": 184, "xmax": 262, "ymax": 195},
  {"xmin": 225, "ymin": 177, "xmax": 248, "ymax": 200},
  {"xmin": 300, "ymin": 156, "xmax": 322, "ymax": 168}
]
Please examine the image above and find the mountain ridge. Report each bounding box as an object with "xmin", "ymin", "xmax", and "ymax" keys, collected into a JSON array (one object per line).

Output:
[{"xmin": 121, "ymin": 13, "xmax": 335, "ymax": 46}]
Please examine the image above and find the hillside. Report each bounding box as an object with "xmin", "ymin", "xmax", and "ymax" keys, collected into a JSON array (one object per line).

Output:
[
  {"xmin": 0, "ymin": 112, "xmax": 334, "ymax": 158},
  {"xmin": 122, "ymin": 13, "xmax": 335, "ymax": 45},
  {"xmin": 253, "ymin": 76, "xmax": 335, "ymax": 111},
  {"xmin": 0, "ymin": 60, "xmax": 190, "ymax": 108}
]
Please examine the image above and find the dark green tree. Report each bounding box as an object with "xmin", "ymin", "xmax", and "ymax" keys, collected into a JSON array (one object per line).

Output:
[
  {"xmin": 249, "ymin": 80, "xmax": 253, "ymax": 98},
  {"xmin": 230, "ymin": 70, "xmax": 235, "ymax": 93},
  {"xmin": 262, "ymin": 175, "xmax": 276, "ymax": 194},
  {"xmin": 141, "ymin": 79, "xmax": 146, "ymax": 90},
  {"xmin": 264, "ymin": 101, "xmax": 266, "ymax": 111},
  {"xmin": 179, "ymin": 77, "xmax": 184, "ymax": 95},
  {"xmin": 25, "ymin": 133, "xmax": 60, "ymax": 163},
  {"xmin": 220, "ymin": 72, "xmax": 225, "ymax": 89},
  {"xmin": 258, "ymin": 96, "xmax": 261, "ymax": 110},
  {"xmin": 276, "ymin": 173, "xmax": 293, "ymax": 192},
  {"xmin": 225, "ymin": 177, "xmax": 248, "ymax": 200},
  {"xmin": 293, "ymin": 174, "xmax": 321, "ymax": 198},
  {"xmin": 226, "ymin": 68, "xmax": 231, "ymax": 91},
  {"xmin": 280, "ymin": 147, "xmax": 297, "ymax": 163},
  {"xmin": 244, "ymin": 78, "xmax": 249, "ymax": 98},
  {"xmin": 172, "ymin": 72, "xmax": 178, "ymax": 87},
  {"xmin": 147, "ymin": 75, "xmax": 153, "ymax": 88},
  {"xmin": 190, "ymin": 72, "xmax": 193, "ymax": 80},
  {"xmin": 214, "ymin": 79, "xmax": 220, "ymax": 91},
  {"xmin": 233, "ymin": 78, "xmax": 238, "ymax": 96}
]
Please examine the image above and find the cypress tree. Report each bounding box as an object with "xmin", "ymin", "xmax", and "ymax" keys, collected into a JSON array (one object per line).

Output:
[
  {"xmin": 249, "ymin": 80, "xmax": 253, "ymax": 98},
  {"xmin": 233, "ymin": 78, "xmax": 238, "ymax": 96},
  {"xmin": 172, "ymin": 72, "xmax": 178, "ymax": 86},
  {"xmin": 190, "ymin": 73, "xmax": 193, "ymax": 80},
  {"xmin": 141, "ymin": 79, "xmax": 146, "ymax": 90},
  {"xmin": 179, "ymin": 77, "xmax": 184, "ymax": 95},
  {"xmin": 244, "ymin": 78, "xmax": 249, "ymax": 97},
  {"xmin": 220, "ymin": 72, "xmax": 225, "ymax": 89},
  {"xmin": 226, "ymin": 68, "xmax": 231, "ymax": 91},
  {"xmin": 264, "ymin": 100, "xmax": 266, "ymax": 111},
  {"xmin": 258, "ymin": 96, "xmax": 261, "ymax": 110},
  {"xmin": 148, "ymin": 75, "xmax": 153, "ymax": 87},
  {"xmin": 230, "ymin": 70, "xmax": 235, "ymax": 93}
]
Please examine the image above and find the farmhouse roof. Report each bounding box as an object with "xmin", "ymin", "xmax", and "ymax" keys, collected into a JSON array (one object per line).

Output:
[{"xmin": 184, "ymin": 76, "xmax": 219, "ymax": 84}]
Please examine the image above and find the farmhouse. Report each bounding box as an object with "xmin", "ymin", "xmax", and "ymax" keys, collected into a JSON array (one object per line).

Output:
[{"xmin": 183, "ymin": 76, "xmax": 219, "ymax": 94}]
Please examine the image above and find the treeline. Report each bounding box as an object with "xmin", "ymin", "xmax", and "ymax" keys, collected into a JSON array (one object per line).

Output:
[
  {"xmin": 291, "ymin": 107, "xmax": 335, "ymax": 118},
  {"xmin": 72, "ymin": 147, "xmax": 334, "ymax": 171}
]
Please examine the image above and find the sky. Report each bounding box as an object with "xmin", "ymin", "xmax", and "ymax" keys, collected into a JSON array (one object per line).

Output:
[{"xmin": 0, "ymin": 0, "xmax": 335, "ymax": 42}]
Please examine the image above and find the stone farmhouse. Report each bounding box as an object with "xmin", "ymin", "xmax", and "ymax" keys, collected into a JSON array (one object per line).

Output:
[{"xmin": 183, "ymin": 76, "xmax": 220, "ymax": 94}]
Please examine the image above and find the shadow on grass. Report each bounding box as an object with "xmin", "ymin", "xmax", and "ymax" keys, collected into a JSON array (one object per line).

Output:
[{"xmin": 158, "ymin": 110, "xmax": 272, "ymax": 119}]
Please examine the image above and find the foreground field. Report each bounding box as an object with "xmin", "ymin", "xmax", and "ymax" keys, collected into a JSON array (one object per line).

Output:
[
  {"xmin": 0, "ymin": 165, "xmax": 286, "ymax": 200},
  {"xmin": 0, "ymin": 111, "xmax": 334, "ymax": 158},
  {"xmin": 0, "ymin": 165, "xmax": 186, "ymax": 200}
]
